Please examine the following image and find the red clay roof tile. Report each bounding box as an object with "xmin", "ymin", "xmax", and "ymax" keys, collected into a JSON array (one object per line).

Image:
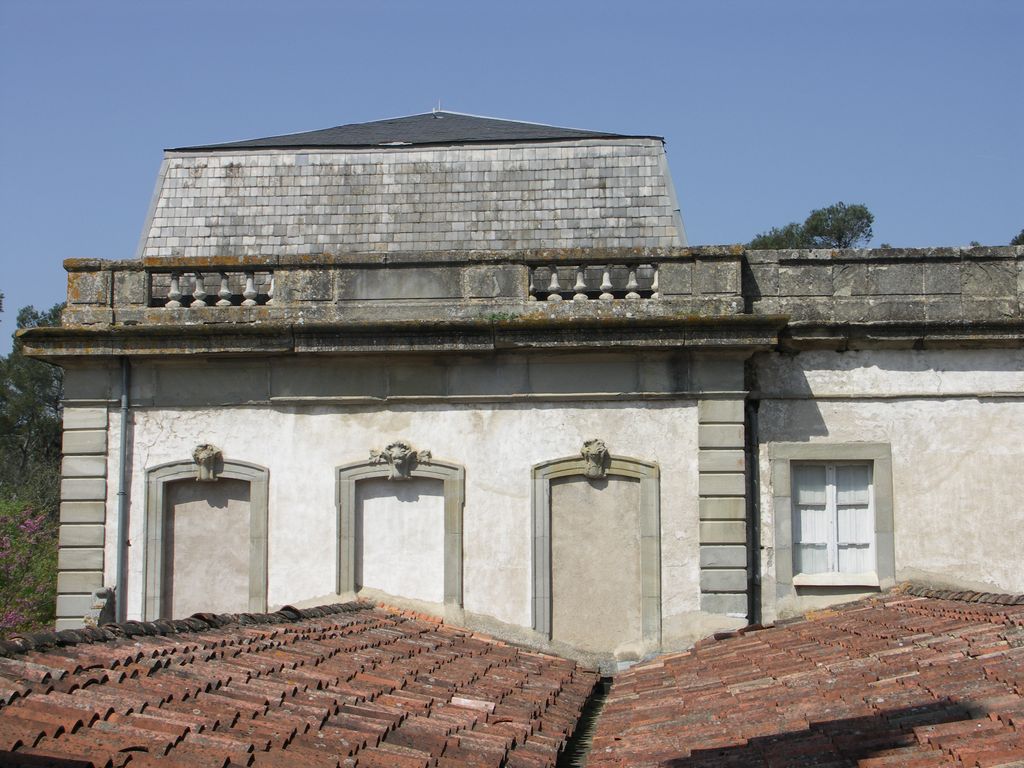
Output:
[
  {"xmin": 590, "ymin": 589, "xmax": 1024, "ymax": 767},
  {"xmin": 0, "ymin": 602, "xmax": 596, "ymax": 766},
  {"xmin": 12, "ymin": 589, "xmax": 1019, "ymax": 766}
]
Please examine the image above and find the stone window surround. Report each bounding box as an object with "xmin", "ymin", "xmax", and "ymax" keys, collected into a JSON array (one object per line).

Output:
[
  {"xmin": 335, "ymin": 459, "xmax": 465, "ymax": 608},
  {"xmin": 143, "ymin": 459, "xmax": 269, "ymax": 621},
  {"xmin": 531, "ymin": 455, "xmax": 661, "ymax": 644},
  {"xmin": 769, "ymin": 442, "xmax": 895, "ymax": 598}
]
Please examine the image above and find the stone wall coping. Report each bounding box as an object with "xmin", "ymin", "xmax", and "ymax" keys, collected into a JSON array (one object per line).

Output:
[
  {"xmin": 63, "ymin": 245, "xmax": 745, "ymax": 271},
  {"xmin": 62, "ymin": 244, "xmax": 1021, "ymax": 272},
  {"xmin": 21, "ymin": 245, "xmax": 1024, "ymax": 359},
  {"xmin": 747, "ymin": 245, "xmax": 1022, "ymax": 263}
]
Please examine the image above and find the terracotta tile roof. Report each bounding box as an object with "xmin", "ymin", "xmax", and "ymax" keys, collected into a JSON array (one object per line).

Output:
[
  {"xmin": 589, "ymin": 587, "xmax": 1024, "ymax": 767},
  {"xmin": 0, "ymin": 603, "xmax": 597, "ymax": 767}
]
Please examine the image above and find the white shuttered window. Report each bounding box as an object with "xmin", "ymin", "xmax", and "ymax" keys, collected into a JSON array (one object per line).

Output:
[{"xmin": 792, "ymin": 462, "xmax": 874, "ymax": 576}]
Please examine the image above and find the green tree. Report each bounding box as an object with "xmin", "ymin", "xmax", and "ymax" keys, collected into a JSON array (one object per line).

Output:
[
  {"xmin": 0, "ymin": 303, "xmax": 64, "ymax": 514},
  {"xmin": 748, "ymin": 222, "xmax": 808, "ymax": 249},
  {"xmin": 749, "ymin": 202, "xmax": 874, "ymax": 249},
  {"xmin": 803, "ymin": 202, "xmax": 874, "ymax": 248},
  {"xmin": 0, "ymin": 301, "xmax": 63, "ymax": 635},
  {"xmin": 1011, "ymin": 229, "xmax": 1024, "ymax": 246}
]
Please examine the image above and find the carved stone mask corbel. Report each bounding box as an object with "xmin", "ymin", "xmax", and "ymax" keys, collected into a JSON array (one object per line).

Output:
[
  {"xmin": 192, "ymin": 443, "xmax": 222, "ymax": 482},
  {"xmin": 369, "ymin": 440, "xmax": 431, "ymax": 481},
  {"xmin": 581, "ymin": 438, "xmax": 610, "ymax": 480}
]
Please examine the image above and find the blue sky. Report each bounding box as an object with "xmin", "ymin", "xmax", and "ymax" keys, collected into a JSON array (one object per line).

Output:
[{"xmin": 1, "ymin": 0, "xmax": 1021, "ymax": 350}]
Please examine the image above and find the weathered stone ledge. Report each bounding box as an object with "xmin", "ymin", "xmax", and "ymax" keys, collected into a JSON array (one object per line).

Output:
[
  {"xmin": 20, "ymin": 312, "xmax": 785, "ymax": 358},
  {"xmin": 25, "ymin": 246, "xmax": 1024, "ymax": 359},
  {"xmin": 781, "ymin": 320, "xmax": 1024, "ymax": 350},
  {"xmin": 63, "ymin": 244, "xmax": 743, "ymax": 271}
]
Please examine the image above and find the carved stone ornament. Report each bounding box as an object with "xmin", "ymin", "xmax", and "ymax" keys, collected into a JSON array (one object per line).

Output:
[
  {"xmin": 369, "ymin": 440, "xmax": 431, "ymax": 481},
  {"xmin": 581, "ymin": 438, "xmax": 610, "ymax": 480},
  {"xmin": 192, "ymin": 443, "xmax": 222, "ymax": 482}
]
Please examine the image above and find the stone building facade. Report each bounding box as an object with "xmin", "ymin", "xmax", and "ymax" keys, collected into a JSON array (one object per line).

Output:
[{"xmin": 22, "ymin": 113, "xmax": 1024, "ymax": 668}]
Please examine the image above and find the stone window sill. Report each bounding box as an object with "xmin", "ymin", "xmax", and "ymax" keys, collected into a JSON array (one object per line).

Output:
[{"xmin": 793, "ymin": 572, "xmax": 880, "ymax": 588}]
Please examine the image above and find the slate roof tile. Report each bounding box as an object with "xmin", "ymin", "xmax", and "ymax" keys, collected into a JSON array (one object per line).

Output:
[{"xmin": 173, "ymin": 111, "xmax": 645, "ymax": 151}]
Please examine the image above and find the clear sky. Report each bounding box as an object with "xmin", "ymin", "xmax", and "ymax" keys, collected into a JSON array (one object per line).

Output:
[{"xmin": 1, "ymin": 0, "xmax": 1021, "ymax": 350}]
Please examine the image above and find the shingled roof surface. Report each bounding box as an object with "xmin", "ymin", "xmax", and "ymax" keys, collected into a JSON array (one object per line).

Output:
[
  {"xmin": 174, "ymin": 111, "xmax": 650, "ymax": 151},
  {"xmin": 589, "ymin": 587, "xmax": 1024, "ymax": 768},
  {"xmin": 0, "ymin": 603, "xmax": 597, "ymax": 768}
]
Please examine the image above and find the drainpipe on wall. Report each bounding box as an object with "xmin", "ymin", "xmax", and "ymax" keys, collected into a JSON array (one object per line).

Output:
[
  {"xmin": 745, "ymin": 395, "xmax": 762, "ymax": 625},
  {"xmin": 115, "ymin": 357, "xmax": 131, "ymax": 622}
]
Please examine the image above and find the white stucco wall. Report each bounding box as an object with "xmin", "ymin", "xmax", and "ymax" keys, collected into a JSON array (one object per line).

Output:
[
  {"xmin": 757, "ymin": 349, "xmax": 1024, "ymax": 607},
  {"xmin": 106, "ymin": 399, "xmax": 699, "ymax": 637}
]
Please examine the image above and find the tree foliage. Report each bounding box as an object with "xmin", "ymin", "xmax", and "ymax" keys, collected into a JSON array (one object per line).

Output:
[
  {"xmin": 0, "ymin": 303, "xmax": 64, "ymax": 515},
  {"xmin": 1011, "ymin": 229, "xmax": 1024, "ymax": 247},
  {"xmin": 0, "ymin": 302, "xmax": 63, "ymax": 635},
  {"xmin": 749, "ymin": 202, "xmax": 874, "ymax": 249},
  {"xmin": 748, "ymin": 222, "xmax": 807, "ymax": 250}
]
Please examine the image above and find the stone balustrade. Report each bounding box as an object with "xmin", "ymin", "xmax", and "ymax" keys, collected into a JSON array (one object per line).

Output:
[
  {"xmin": 36, "ymin": 246, "xmax": 1022, "ymax": 358},
  {"xmin": 59, "ymin": 247, "xmax": 744, "ymax": 321},
  {"xmin": 529, "ymin": 264, "xmax": 659, "ymax": 301},
  {"xmin": 149, "ymin": 269, "xmax": 274, "ymax": 308}
]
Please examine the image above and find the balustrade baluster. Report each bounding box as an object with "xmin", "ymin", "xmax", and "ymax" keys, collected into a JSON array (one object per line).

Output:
[
  {"xmin": 266, "ymin": 274, "xmax": 275, "ymax": 305},
  {"xmin": 190, "ymin": 272, "xmax": 207, "ymax": 308},
  {"xmin": 625, "ymin": 268, "xmax": 641, "ymax": 300},
  {"xmin": 572, "ymin": 267, "xmax": 589, "ymax": 301},
  {"xmin": 546, "ymin": 265, "xmax": 562, "ymax": 302},
  {"xmin": 242, "ymin": 271, "xmax": 258, "ymax": 306},
  {"xmin": 651, "ymin": 266, "xmax": 660, "ymax": 299},
  {"xmin": 166, "ymin": 272, "xmax": 182, "ymax": 309},
  {"xmin": 528, "ymin": 268, "xmax": 540, "ymax": 301},
  {"xmin": 599, "ymin": 269, "xmax": 614, "ymax": 301},
  {"xmin": 216, "ymin": 272, "xmax": 232, "ymax": 306}
]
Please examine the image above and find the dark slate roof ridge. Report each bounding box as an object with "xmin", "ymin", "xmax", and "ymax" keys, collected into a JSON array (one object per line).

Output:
[
  {"xmin": 0, "ymin": 602, "xmax": 366, "ymax": 659},
  {"xmin": 170, "ymin": 110, "xmax": 663, "ymax": 151}
]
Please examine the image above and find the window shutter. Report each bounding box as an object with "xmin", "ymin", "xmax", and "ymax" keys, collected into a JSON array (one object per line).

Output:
[
  {"xmin": 792, "ymin": 462, "xmax": 875, "ymax": 576},
  {"xmin": 835, "ymin": 464, "xmax": 873, "ymax": 573},
  {"xmin": 793, "ymin": 464, "xmax": 828, "ymax": 574}
]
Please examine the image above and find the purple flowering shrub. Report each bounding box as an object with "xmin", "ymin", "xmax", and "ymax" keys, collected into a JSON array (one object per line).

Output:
[{"xmin": 0, "ymin": 499, "xmax": 57, "ymax": 636}]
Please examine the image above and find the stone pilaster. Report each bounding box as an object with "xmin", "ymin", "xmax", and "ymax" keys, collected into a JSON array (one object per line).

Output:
[
  {"xmin": 697, "ymin": 396, "xmax": 749, "ymax": 618},
  {"xmin": 56, "ymin": 406, "xmax": 108, "ymax": 630}
]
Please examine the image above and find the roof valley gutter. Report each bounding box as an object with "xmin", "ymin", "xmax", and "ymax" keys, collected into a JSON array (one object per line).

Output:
[
  {"xmin": 557, "ymin": 676, "xmax": 611, "ymax": 767},
  {"xmin": 115, "ymin": 357, "xmax": 131, "ymax": 623}
]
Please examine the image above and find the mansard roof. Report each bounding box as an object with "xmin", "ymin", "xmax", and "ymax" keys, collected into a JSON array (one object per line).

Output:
[
  {"xmin": 173, "ymin": 111, "xmax": 658, "ymax": 151},
  {"xmin": 145, "ymin": 113, "xmax": 683, "ymax": 257}
]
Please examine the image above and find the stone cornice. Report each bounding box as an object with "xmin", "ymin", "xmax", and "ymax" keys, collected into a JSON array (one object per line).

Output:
[
  {"xmin": 19, "ymin": 313, "xmax": 786, "ymax": 360},
  {"xmin": 22, "ymin": 246, "xmax": 1024, "ymax": 359}
]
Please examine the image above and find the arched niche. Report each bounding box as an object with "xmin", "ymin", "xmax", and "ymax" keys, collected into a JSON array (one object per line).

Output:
[
  {"xmin": 336, "ymin": 454, "xmax": 465, "ymax": 608},
  {"xmin": 143, "ymin": 456, "xmax": 268, "ymax": 620},
  {"xmin": 532, "ymin": 451, "xmax": 661, "ymax": 649}
]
